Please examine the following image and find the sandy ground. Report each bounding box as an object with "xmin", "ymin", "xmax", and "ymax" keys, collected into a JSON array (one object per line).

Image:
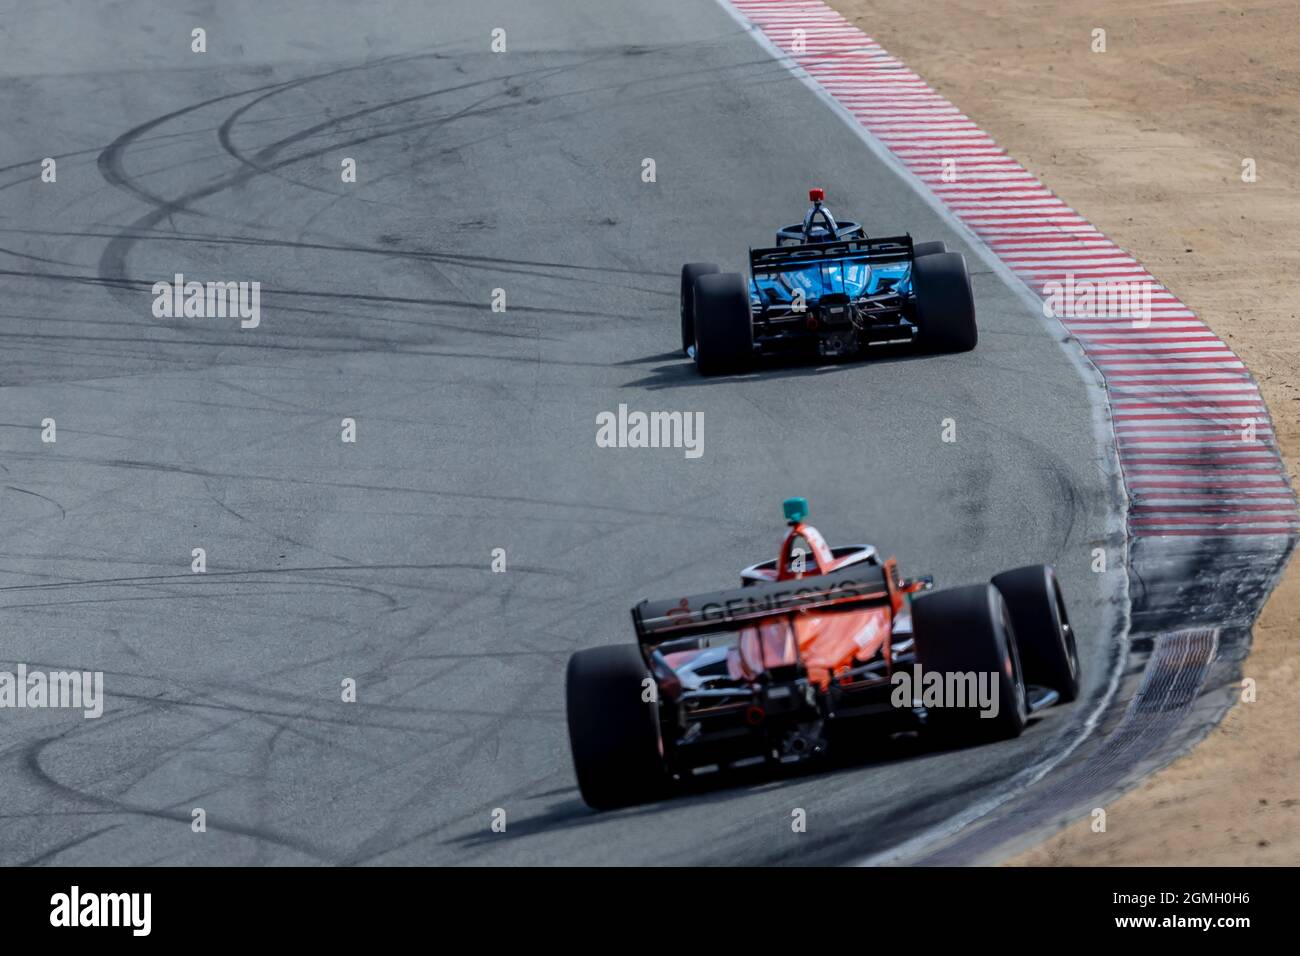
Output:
[{"xmin": 819, "ymin": 0, "xmax": 1300, "ymax": 863}]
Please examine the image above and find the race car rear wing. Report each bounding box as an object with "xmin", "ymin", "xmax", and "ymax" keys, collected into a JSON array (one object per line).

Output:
[
  {"xmin": 748, "ymin": 235, "xmax": 914, "ymax": 276},
  {"xmin": 632, "ymin": 565, "xmax": 890, "ymax": 646}
]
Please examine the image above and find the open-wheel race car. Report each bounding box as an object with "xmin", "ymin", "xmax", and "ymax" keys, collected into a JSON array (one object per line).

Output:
[
  {"xmin": 565, "ymin": 498, "xmax": 1079, "ymax": 810},
  {"xmin": 680, "ymin": 189, "xmax": 977, "ymax": 375}
]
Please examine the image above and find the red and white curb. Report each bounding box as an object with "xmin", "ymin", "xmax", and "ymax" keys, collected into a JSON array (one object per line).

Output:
[{"xmin": 726, "ymin": 0, "xmax": 1297, "ymax": 539}]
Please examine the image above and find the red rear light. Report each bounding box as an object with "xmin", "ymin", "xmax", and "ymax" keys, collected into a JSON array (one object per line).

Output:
[{"xmin": 809, "ymin": 187, "xmax": 825, "ymax": 202}]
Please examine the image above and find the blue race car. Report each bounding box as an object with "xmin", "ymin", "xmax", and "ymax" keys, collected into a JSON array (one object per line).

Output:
[{"xmin": 680, "ymin": 189, "xmax": 977, "ymax": 376}]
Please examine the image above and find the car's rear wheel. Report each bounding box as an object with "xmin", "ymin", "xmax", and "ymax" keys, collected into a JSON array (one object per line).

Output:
[
  {"xmin": 693, "ymin": 272, "xmax": 753, "ymax": 376},
  {"xmin": 992, "ymin": 564, "xmax": 1080, "ymax": 702},
  {"xmin": 912, "ymin": 251, "xmax": 977, "ymax": 353},
  {"xmin": 566, "ymin": 644, "xmax": 666, "ymax": 810},
  {"xmin": 680, "ymin": 263, "xmax": 720, "ymax": 355},
  {"xmin": 912, "ymin": 240, "xmax": 948, "ymax": 258},
  {"xmin": 910, "ymin": 583, "xmax": 1027, "ymax": 742}
]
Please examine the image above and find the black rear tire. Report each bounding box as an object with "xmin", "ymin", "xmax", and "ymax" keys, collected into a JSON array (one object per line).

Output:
[
  {"xmin": 693, "ymin": 272, "xmax": 753, "ymax": 376},
  {"xmin": 680, "ymin": 262, "xmax": 720, "ymax": 355},
  {"xmin": 910, "ymin": 583, "xmax": 1027, "ymax": 742},
  {"xmin": 913, "ymin": 240, "xmax": 948, "ymax": 258},
  {"xmin": 912, "ymin": 251, "xmax": 977, "ymax": 353},
  {"xmin": 566, "ymin": 645, "xmax": 666, "ymax": 810},
  {"xmin": 992, "ymin": 565, "xmax": 1080, "ymax": 703}
]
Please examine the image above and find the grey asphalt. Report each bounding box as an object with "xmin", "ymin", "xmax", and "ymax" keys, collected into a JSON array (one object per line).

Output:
[{"xmin": 0, "ymin": 0, "xmax": 1125, "ymax": 865}]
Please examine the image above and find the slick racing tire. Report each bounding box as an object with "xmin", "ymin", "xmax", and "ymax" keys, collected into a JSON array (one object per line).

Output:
[
  {"xmin": 681, "ymin": 262, "xmax": 720, "ymax": 356},
  {"xmin": 992, "ymin": 564, "xmax": 1080, "ymax": 703},
  {"xmin": 566, "ymin": 644, "xmax": 666, "ymax": 810},
  {"xmin": 912, "ymin": 241, "xmax": 948, "ymax": 258},
  {"xmin": 910, "ymin": 583, "xmax": 1028, "ymax": 743},
  {"xmin": 693, "ymin": 272, "xmax": 754, "ymax": 376},
  {"xmin": 912, "ymin": 251, "xmax": 977, "ymax": 353}
]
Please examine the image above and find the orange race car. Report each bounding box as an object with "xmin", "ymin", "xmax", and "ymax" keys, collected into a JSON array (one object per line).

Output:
[{"xmin": 565, "ymin": 498, "xmax": 1080, "ymax": 810}]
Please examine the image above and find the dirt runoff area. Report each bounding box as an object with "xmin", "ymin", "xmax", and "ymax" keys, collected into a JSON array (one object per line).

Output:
[{"xmin": 817, "ymin": 0, "xmax": 1300, "ymax": 863}]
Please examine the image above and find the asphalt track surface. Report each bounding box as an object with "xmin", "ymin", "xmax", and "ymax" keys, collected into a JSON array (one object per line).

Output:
[{"xmin": 0, "ymin": 0, "xmax": 1125, "ymax": 865}]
